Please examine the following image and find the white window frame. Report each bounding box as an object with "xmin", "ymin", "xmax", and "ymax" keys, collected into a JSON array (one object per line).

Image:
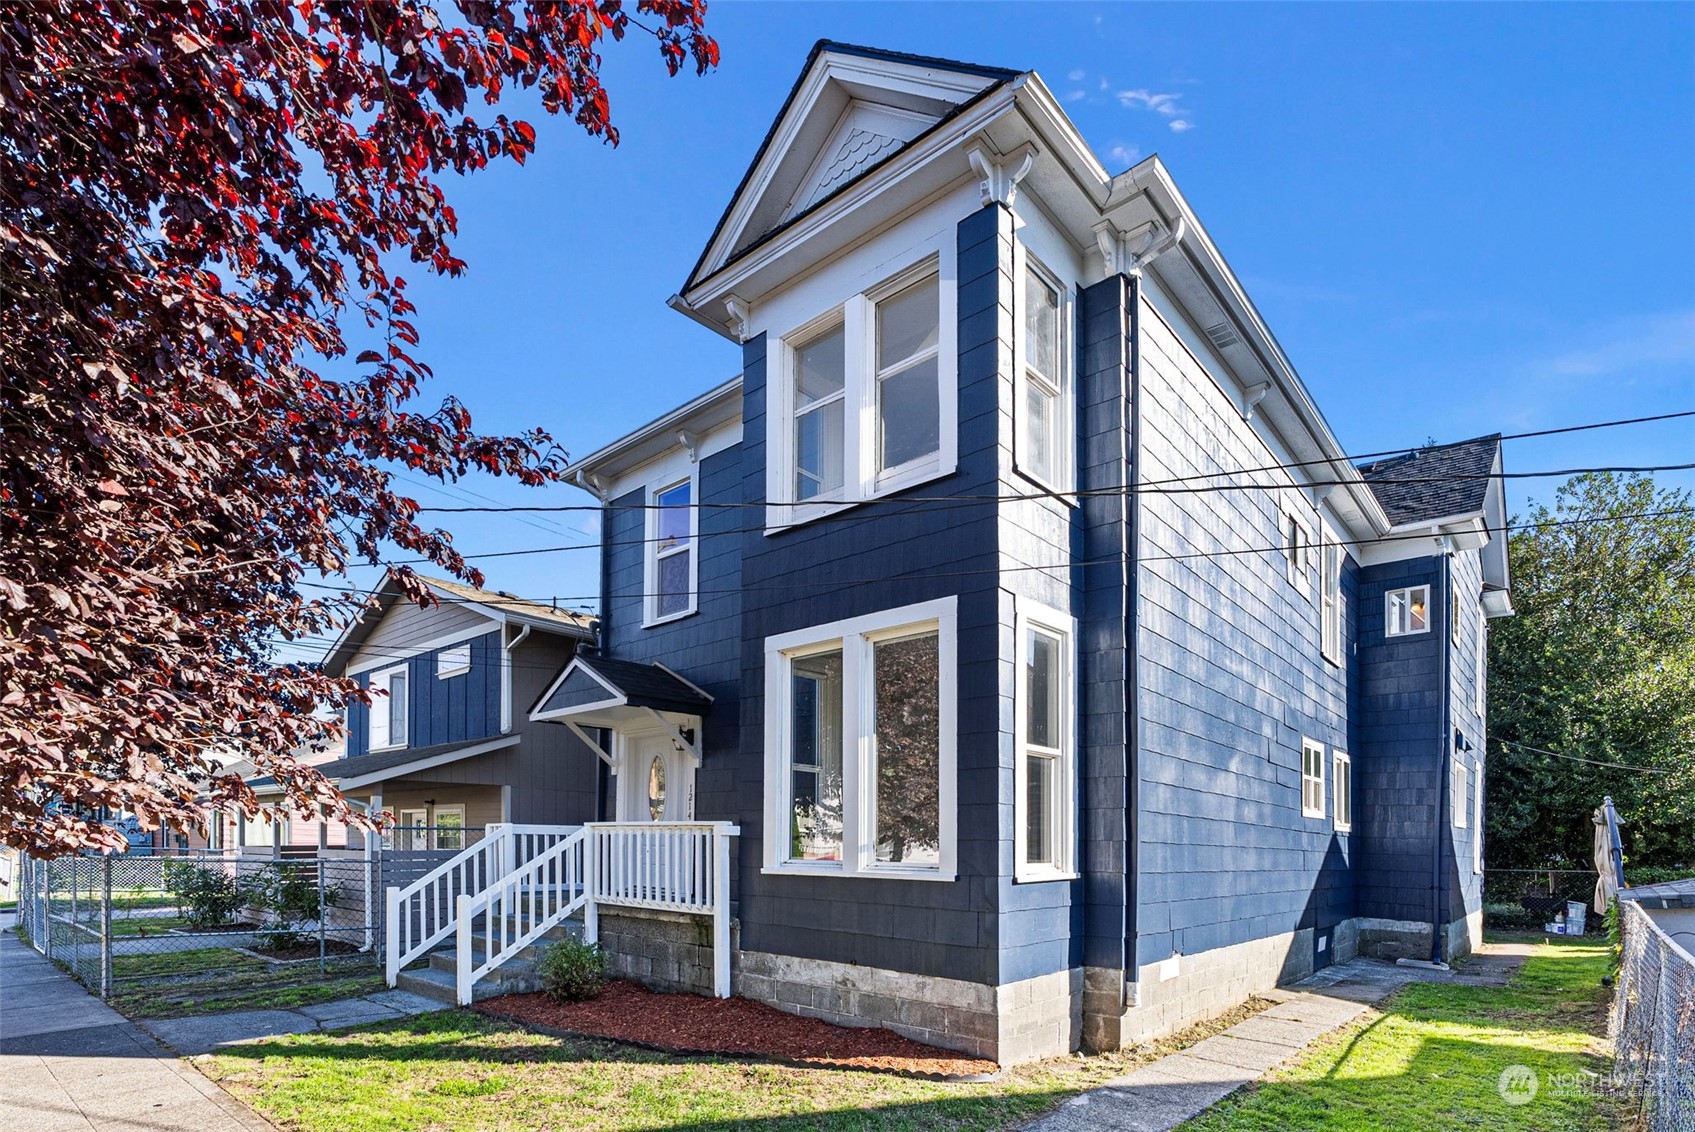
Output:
[
  {"xmin": 368, "ymin": 664, "xmax": 408, "ymax": 751},
  {"xmin": 1300, "ymin": 738, "xmax": 1326, "ymax": 819},
  {"xmin": 436, "ymin": 642, "xmax": 471, "ymax": 679},
  {"xmin": 644, "ymin": 472, "xmax": 699, "ymax": 627},
  {"xmin": 1320, "ymin": 531, "xmax": 1344, "ymax": 665},
  {"xmin": 1013, "ymin": 246, "xmax": 1073, "ymax": 494},
  {"xmin": 1452, "ymin": 759, "xmax": 1469, "ymax": 828},
  {"xmin": 1473, "ymin": 758, "xmax": 1484, "ymax": 873},
  {"xmin": 767, "ymin": 249, "xmax": 958, "ymax": 531},
  {"xmin": 1385, "ymin": 584, "xmax": 1431, "ymax": 637},
  {"xmin": 1282, "ymin": 504, "xmax": 1315, "ymax": 596},
  {"xmin": 396, "ymin": 807, "xmax": 428, "ymax": 852},
  {"xmin": 1015, "ymin": 600, "xmax": 1078, "ymax": 881},
  {"xmin": 1332, "ymin": 750, "xmax": 1352, "ymax": 832},
  {"xmin": 762, "ymin": 597, "xmax": 958, "ymax": 881},
  {"xmin": 431, "ymin": 804, "xmax": 466, "ymax": 851}
]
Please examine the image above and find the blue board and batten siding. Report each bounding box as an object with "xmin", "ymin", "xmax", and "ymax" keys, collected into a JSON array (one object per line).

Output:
[{"xmin": 346, "ymin": 630, "xmax": 503, "ymax": 758}]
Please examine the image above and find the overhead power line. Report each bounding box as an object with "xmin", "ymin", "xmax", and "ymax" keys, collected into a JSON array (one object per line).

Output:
[{"xmin": 1490, "ymin": 736, "xmax": 1674, "ymax": 775}]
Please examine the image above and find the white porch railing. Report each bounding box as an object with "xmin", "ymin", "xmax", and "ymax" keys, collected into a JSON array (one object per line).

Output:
[
  {"xmin": 384, "ymin": 823, "xmax": 578, "ymax": 984},
  {"xmin": 456, "ymin": 828, "xmax": 589, "ymax": 1004}
]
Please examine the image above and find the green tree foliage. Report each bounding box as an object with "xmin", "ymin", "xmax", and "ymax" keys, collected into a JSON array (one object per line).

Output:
[{"xmin": 1487, "ymin": 472, "xmax": 1695, "ymax": 869}]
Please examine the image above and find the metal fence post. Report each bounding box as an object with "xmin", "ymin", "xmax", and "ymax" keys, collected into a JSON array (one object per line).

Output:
[
  {"xmin": 100, "ymin": 854, "xmax": 112, "ymax": 999},
  {"xmin": 317, "ymin": 857, "xmax": 327, "ymax": 973}
]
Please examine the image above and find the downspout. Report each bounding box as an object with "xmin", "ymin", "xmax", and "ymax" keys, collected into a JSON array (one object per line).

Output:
[
  {"xmin": 501, "ymin": 624, "xmax": 530, "ymax": 736},
  {"xmin": 1431, "ymin": 550, "xmax": 1453, "ymax": 965},
  {"xmin": 1122, "ymin": 273, "xmax": 1142, "ymax": 999}
]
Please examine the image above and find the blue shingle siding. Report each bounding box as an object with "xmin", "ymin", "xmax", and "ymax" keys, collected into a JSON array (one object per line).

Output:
[
  {"xmin": 344, "ymin": 630, "xmax": 502, "ymax": 757},
  {"xmin": 1131, "ymin": 293, "xmax": 1356, "ymax": 969}
]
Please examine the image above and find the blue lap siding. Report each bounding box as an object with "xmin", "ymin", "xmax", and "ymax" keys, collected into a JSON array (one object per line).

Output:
[{"xmin": 346, "ymin": 629, "xmax": 503, "ymax": 757}]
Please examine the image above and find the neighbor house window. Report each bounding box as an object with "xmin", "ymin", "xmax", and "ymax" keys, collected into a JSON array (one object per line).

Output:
[
  {"xmin": 772, "ymin": 255, "xmax": 956, "ymax": 524},
  {"xmin": 1016, "ymin": 602, "xmax": 1076, "ymax": 879},
  {"xmin": 764, "ymin": 597, "xmax": 957, "ymax": 879},
  {"xmin": 1320, "ymin": 537, "xmax": 1344, "ymax": 664},
  {"xmin": 396, "ymin": 807, "xmax": 428, "ymax": 852},
  {"xmin": 1017, "ymin": 257, "xmax": 1070, "ymax": 489},
  {"xmin": 1301, "ymin": 738, "xmax": 1325, "ymax": 818},
  {"xmin": 646, "ymin": 477, "xmax": 696, "ymax": 623},
  {"xmin": 368, "ymin": 665, "xmax": 408, "ymax": 750},
  {"xmin": 436, "ymin": 642, "xmax": 471, "ymax": 679},
  {"xmin": 1333, "ymin": 750, "xmax": 1352, "ymax": 831},
  {"xmin": 433, "ymin": 805, "xmax": 466, "ymax": 851},
  {"xmin": 1452, "ymin": 759, "xmax": 1469, "ymax": 828},
  {"xmin": 1473, "ymin": 759, "xmax": 1484, "ymax": 873},
  {"xmin": 1385, "ymin": 585, "xmax": 1430, "ymax": 637}
]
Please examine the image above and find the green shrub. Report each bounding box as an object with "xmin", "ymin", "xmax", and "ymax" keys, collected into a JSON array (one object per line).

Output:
[
  {"xmin": 537, "ymin": 936, "xmax": 606, "ymax": 1002},
  {"xmin": 163, "ymin": 862, "xmax": 243, "ymax": 929},
  {"xmin": 1483, "ymin": 901, "xmax": 1546, "ymax": 932},
  {"xmin": 243, "ymin": 862, "xmax": 340, "ymax": 950}
]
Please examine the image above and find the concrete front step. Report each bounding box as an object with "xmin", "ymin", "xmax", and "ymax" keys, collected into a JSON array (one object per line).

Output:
[{"xmin": 396, "ymin": 962, "xmax": 540, "ymax": 1005}]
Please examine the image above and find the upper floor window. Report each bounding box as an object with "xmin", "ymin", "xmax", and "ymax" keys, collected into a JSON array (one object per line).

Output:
[
  {"xmin": 1385, "ymin": 585, "xmax": 1430, "ymax": 637},
  {"xmin": 436, "ymin": 642, "xmax": 471, "ymax": 679},
  {"xmin": 645, "ymin": 478, "xmax": 697, "ymax": 624},
  {"xmin": 368, "ymin": 665, "xmax": 408, "ymax": 750},
  {"xmin": 1452, "ymin": 759, "xmax": 1469, "ymax": 828},
  {"xmin": 764, "ymin": 597, "xmax": 957, "ymax": 880},
  {"xmin": 1333, "ymin": 750, "xmax": 1352, "ymax": 832},
  {"xmin": 1282, "ymin": 507, "xmax": 1313, "ymax": 593},
  {"xmin": 1016, "ymin": 601, "xmax": 1076, "ymax": 879},
  {"xmin": 1320, "ymin": 537, "xmax": 1344, "ymax": 664},
  {"xmin": 1300, "ymin": 738, "xmax": 1326, "ymax": 818},
  {"xmin": 1017, "ymin": 258, "xmax": 1071, "ymax": 489},
  {"xmin": 771, "ymin": 257, "xmax": 956, "ymax": 526}
]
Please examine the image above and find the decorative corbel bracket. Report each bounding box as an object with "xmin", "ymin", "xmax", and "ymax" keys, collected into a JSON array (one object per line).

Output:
[
  {"xmin": 677, "ymin": 429, "xmax": 701, "ymax": 463},
  {"xmin": 1242, "ymin": 381, "xmax": 1273, "ymax": 422},
  {"xmin": 1093, "ymin": 216, "xmax": 1188, "ymax": 280},
  {"xmin": 723, "ymin": 295, "xmax": 751, "ymax": 344},
  {"xmin": 965, "ymin": 142, "xmax": 1036, "ymax": 209}
]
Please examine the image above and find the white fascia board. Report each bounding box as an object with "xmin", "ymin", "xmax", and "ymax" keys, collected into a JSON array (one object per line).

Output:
[
  {"xmin": 681, "ymin": 83, "xmax": 1021, "ymax": 323},
  {"xmin": 528, "ymin": 656, "xmax": 627, "ymax": 724},
  {"xmin": 1352, "ymin": 513, "xmax": 1490, "ymax": 567},
  {"xmin": 603, "ymin": 419, "xmax": 740, "ymax": 505},
  {"xmin": 564, "ymin": 377, "xmax": 743, "ymax": 489}
]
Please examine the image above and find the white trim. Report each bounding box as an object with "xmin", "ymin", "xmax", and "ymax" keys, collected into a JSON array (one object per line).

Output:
[
  {"xmin": 1012, "ymin": 244, "xmax": 1075, "ymax": 495},
  {"xmin": 765, "ymin": 241, "xmax": 959, "ymax": 533},
  {"xmin": 1475, "ymin": 608, "xmax": 1487, "ymax": 716},
  {"xmin": 1332, "ymin": 750, "xmax": 1352, "ymax": 832},
  {"xmin": 1452, "ymin": 758, "xmax": 1469, "ymax": 828},
  {"xmin": 431, "ymin": 804, "xmax": 467, "ymax": 851},
  {"xmin": 1300, "ymin": 737, "xmax": 1326, "ymax": 819},
  {"xmin": 347, "ymin": 623, "xmax": 496, "ymax": 677},
  {"xmin": 1320, "ymin": 529, "xmax": 1344, "ymax": 665},
  {"xmin": 337, "ymin": 734, "xmax": 521, "ymax": 790},
  {"xmin": 644, "ymin": 472, "xmax": 700, "ymax": 627},
  {"xmin": 1473, "ymin": 757, "xmax": 1484, "ymax": 873},
  {"xmin": 367, "ymin": 664, "xmax": 409, "ymax": 752},
  {"xmin": 1014, "ymin": 599, "xmax": 1078, "ymax": 881},
  {"xmin": 435, "ymin": 642, "xmax": 471, "ymax": 679},
  {"xmin": 600, "ymin": 417, "xmax": 742, "ymax": 508},
  {"xmin": 763, "ymin": 596, "xmax": 958, "ymax": 881},
  {"xmin": 1385, "ymin": 584, "xmax": 1432, "ymax": 637}
]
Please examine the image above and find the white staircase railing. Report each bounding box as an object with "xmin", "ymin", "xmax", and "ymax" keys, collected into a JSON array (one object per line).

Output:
[
  {"xmin": 456, "ymin": 827, "xmax": 589, "ymax": 1004},
  {"xmin": 384, "ymin": 823, "xmax": 578, "ymax": 984}
]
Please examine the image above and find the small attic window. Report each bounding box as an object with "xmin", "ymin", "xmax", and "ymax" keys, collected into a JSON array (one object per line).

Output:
[
  {"xmin": 1386, "ymin": 585, "xmax": 1430, "ymax": 637},
  {"xmin": 436, "ymin": 642, "xmax": 471, "ymax": 679}
]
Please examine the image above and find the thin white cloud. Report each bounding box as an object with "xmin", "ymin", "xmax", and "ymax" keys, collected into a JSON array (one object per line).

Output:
[
  {"xmin": 1105, "ymin": 143, "xmax": 1141, "ymax": 167},
  {"xmin": 1168, "ymin": 119, "xmax": 1194, "ymax": 133},
  {"xmin": 1542, "ymin": 310, "xmax": 1695, "ymax": 378},
  {"xmin": 1117, "ymin": 88, "xmax": 1183, "ymax": 116},
  {"xmin": 1068, "ymin": 68, "xmax": 1086, "ymax": 81},
  {"xmin": 1066, "ymin": 90, "xmax": 1087, "ymax": 103}
]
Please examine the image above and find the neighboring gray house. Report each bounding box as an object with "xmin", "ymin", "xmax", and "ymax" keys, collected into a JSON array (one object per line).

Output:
[{"xmin": 525, "ymin": 42, "xmax": 1513, "ymax": 1064}]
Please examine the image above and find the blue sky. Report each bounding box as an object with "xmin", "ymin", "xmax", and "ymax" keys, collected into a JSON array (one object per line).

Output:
[{"xmin": 281, "ymin": 2, "xmax": 1694, "ymax": 657}]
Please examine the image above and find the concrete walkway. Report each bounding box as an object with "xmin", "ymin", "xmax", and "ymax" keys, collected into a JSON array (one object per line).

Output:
[
  {"xmin": 142, "ymin": 988, "xmax": 443, "ymax": 1056},
  {"xmin": 0, "ymin": 923, "xmax": 274, "ymax": 1132},
  {"xmin": 1024, "ymin": 945, "xmax": 1528, "ymax": 1132}
]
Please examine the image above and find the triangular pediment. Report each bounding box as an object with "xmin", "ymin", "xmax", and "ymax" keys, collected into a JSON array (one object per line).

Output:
[{"xmin": 684, "ymin": 43, "xmax": 1016, "ymax": 294}]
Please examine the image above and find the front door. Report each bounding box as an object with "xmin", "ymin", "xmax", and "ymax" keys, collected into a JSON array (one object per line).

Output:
[{"xmin": 619, "ymin": 732, "xmax": 694, "ymax": 822}]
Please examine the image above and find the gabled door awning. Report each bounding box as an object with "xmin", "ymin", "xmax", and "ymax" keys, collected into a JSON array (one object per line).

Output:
[{"xmin": 531, "ymin": 654, "xmax": 713, "ymax": 767}]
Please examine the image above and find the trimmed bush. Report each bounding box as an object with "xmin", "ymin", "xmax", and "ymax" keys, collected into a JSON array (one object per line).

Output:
[
  {"xmin": 163, "ymin": 862, "xmax": 243, "ymax": 929},
  {"xmin": 538, "ymin": 936, "xmax": 606, "ymax": 1002}
]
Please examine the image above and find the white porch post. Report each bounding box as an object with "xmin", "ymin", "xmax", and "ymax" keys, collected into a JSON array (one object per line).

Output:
[
  {"xmin": 713, "ymin": 823, "xmax": 732, "ymax": 998},
  {"xmin": 583, "ymin": 825, "xmax": 599, "ymax": 944}
]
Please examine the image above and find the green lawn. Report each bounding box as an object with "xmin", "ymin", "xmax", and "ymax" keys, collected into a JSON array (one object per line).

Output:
[
  {"xmin": 105, "ymin": 946, "xmax": 387, "ymax": 1018},
  {"xmin": 1180, "ymin": 939, "xmax": 1623, "ymax": 1131}
]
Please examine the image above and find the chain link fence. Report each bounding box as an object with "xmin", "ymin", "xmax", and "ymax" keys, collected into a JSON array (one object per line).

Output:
[
  {"xmin": 1483, "ymin": 868, "xmax": 1605, "ymax": 935},
  {"xmin": 1612, "ymin": 898, "xmax": 1694, "ymax": 1132},
  {"xmin": 16, "ymin": 849, "xmax": 386, "ymax": 1015}
]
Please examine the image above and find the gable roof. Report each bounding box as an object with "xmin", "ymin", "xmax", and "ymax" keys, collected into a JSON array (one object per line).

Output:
[
  {"xmin": 320, "ymin": 570, "xmax": 594, "ymax": 678},
  {"xmin": 531, "ymin": 653, "xmax": 713, "ymax": 725},
  {"xmin": 1357, "ymin": 435, "xmax": 1503, "ymax": 527},
  {"xmin": 682, "ymin": 41, "xmax": 1018, "ymax": 296}
]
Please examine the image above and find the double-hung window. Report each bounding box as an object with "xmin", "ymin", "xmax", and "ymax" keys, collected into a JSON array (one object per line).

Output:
[
  {"xmin": 646, "ymin": 477, "xmax": 696, "ymax": 623},
  {"xmin": 1332, "ymin": 750, "xmax": 1352, "ymax": 831},
  {"xmin": 1452, "ymin": 759, "xmax": 1469, "ymax": 828},
  {"xmin": 773, "ymin": 256, "xmax": 955, "ymax": 525},
  {"xmin": 1017, "ymin": 257, "xmax": 1070, "ymax": 489},
  {"xmin": 1282, "ymin": 506, "xmax": 1313, "ymax": 593},
  {"xmin": 1300, "ymin": 738, "xmax": 1326, "ymax": 818},
  {"xmin": 1385, "ymin": 585, "xmax": 1430, "ymax": 637},
  {"xmin": 368, "ymin": 665, "xmax": 408, "ymax": 750},
  {"xmin": 1016, "ymin": 602, "xmax": 1076, "ymax": 879},
  {"xmin": 765, "ymin": 597, "xmax": 957, "ymax": 879},
  {"xmin": 1320, "ymin": 535, "xmax": 1344, "ymax": 664}
]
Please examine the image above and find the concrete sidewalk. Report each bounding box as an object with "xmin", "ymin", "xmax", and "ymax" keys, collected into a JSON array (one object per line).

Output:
[
  {"xmin": 142, "ymin": 987, "xmax": 443, "ymax": 1056},
  {"xmin": 1023, "ymin": 945, "xmax": 1527, "ymax": 1132},
  {"xmin": 0, "ymin": 923, "xmax": 274, "ymax": 1132}
]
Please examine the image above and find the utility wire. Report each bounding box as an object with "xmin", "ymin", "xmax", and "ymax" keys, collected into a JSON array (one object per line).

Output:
[{"xmin": 1490, "ymin": 736, "xmax": 1674, "ymax": 775}]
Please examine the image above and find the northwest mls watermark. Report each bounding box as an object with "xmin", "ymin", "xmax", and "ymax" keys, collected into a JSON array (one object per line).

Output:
[{"xmin": 1498, "ymin": 1064, "xmax": 1644, "ymax": 1105}]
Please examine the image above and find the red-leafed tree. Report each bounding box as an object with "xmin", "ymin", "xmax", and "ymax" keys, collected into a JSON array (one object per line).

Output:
[{"xmin": 0, "ymin": 1, "xmax": 716, "ymax": 855}]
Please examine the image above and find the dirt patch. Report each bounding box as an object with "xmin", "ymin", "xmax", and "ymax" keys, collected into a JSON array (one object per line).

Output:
[
  {"xmin": 245, "ymin": 938, "xmax": 362, "ymax": 962},
  {"xmin": 476, "ymin": 980, "xmax": 999, "ymax": 1079}
]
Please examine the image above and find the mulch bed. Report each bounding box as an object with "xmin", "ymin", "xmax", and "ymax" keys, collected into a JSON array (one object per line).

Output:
[
  {"xmin": 475, "ymin": 980, "xmax": 1000, "ymax": 1080},
  {"xmin": 246, "ymin": 939, "xmax": 361, "ymax": 961}
]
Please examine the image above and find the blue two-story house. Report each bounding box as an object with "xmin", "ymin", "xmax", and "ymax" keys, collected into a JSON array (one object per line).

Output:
[{"xmin": 529, "ymin": 42, "xmax": 1511, "ymax": 1065}]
